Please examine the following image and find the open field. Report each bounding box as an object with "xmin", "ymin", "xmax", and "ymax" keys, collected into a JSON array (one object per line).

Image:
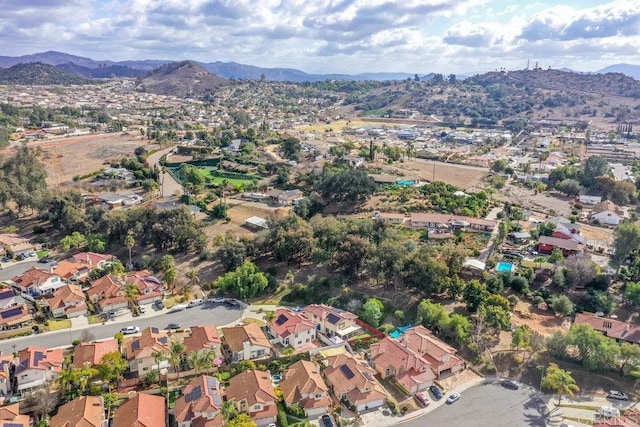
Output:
[
  {"xmin": 193, "ymin": 168, "xmax": 256, "ymax": 186},
  {"xmin": 375, "ymin": 158, "xmax": 488, "ymax": 190},
  {"xmin": 19, "ymin": 133, "xmax": 156, "ymax": 188},
  {"xmin": 298, "ymin": 119, "xmax": 403, "ymax": 133}
]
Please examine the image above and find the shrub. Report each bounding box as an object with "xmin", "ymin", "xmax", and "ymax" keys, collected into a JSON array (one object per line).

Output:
[{"xmin": 33, "ymin": 225, "xmax": 45, "ymax": 234}]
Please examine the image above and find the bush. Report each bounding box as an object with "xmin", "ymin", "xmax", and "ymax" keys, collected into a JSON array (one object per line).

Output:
[{"xmin": 33, "ymin": 225, "xmax": 45, "ymax": 234}]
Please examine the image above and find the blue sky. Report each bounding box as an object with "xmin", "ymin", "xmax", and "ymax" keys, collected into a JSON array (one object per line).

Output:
[{"xmin": 1, "ymin": 0, "xmax": 639, "ymax": 74}]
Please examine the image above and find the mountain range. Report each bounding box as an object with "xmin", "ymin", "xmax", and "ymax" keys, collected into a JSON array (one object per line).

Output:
[{"xmin": 0, "ymin": 51, "xmax": 448, "ymax": 82}]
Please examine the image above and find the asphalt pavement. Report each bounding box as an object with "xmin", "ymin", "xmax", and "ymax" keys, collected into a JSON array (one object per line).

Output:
[
  {"xmin": 0, "ymin": 301, "xmax": 246, "ymax": 354},
  {"xmin": 0, "ymin": 258, "xmax": 56, "ymax": 282}
]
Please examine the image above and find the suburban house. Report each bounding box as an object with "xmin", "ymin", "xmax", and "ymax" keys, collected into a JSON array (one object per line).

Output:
[
  {"xmin": 224, "ymin": 138, "xmax": 248, "ymax": 156},
  {"xmin": 86, "ymin": 275, "xmax": 127, "ymax": 313},
  {"xmin": 409, "ymin": 213, "xmax": 496, "ymax": 233},
  {"xmin": 370, "ymin": 337, "xmax": 436, "ymax": 394},
  {"xmin": 342, "ymin": 155, "xmax": 366, "ymax": 168},
  {"xmin": 0, "ymin": 305, "xmax": 33, "ymax": 330},
  {"xmin": 279, "ymin": 360, "xmax": 332, "ymax": 417},
  {"xmin": 0, "ymin": 288, "xmax": 27, "ymax": 310},
  {"xmin": 574, "ymin": 313, "xmax": 640, "ymax": 345},
  {"xmin": 374, "ymin": 212, "xmax": 407, "ymax": 225},
  {"xmin": 182, "ymin": 325, "xmax": 222, "ymax": 355},
  {"xmin": 265, "ymin": 188, "xmax": 304, "ymax": 206},
  {"xmin": 12, "ymin": 267, "xmax": 63, "ymax": 296},
  {"xmin": 51, "ymin": 259, "xmax": 92, "ymax": 283},
  {"xmin": 112, "ymin": 393, "xmax": 165, "ymax": 427},
  {"xmin": 578, "ymin": 195, "xmax": 602, "ymax": 205},
  {"xmin": 70, "ymin": 252, "xmax": 115, "ymax": 270},
  {"xmin": 265, "ymin": 308, "xmax": 318, "ymax": 350},
  {"xmin": 48, "ymin": 284, "xmax": 88, "ymax": 318},
  {"xmin": 50, "ymin": 396, "xmax": 107, "ymax": 427},
  {"xmin": 302, "ymin": 304, "xmax": 362, "ymax": 340},
  {"xmin": 399, "ymin": 326, "xmax": 465, "ymax": 378},
  {"xmin": 0, "ymin": 234, "xmax": 35, "ymax": 257},
  {"xmin": 15, "ymin": 346, "xmax": 64, "ymax": 394},
  {"xmin": 591, "ymin": 201, "xmax": 624, "ymax": 226},
  {"xmin": 174, "ymin": 375, "xmax": 224, "ymax": 427},
  {"xmin": 73, "ymin": 339, "xmax": 119, "ymax": 369},
  {"xmin": 225, "ymin": 370, "xmax": 278, "ymax": 427},
  {"xmin": 221, "ymin": 324, "xmax": 273, "ymax": 362},
  {"xmin": 537, "ymin": 236, "xmax": 585, "ymax": 256},
  {"xmin": 124, "ymin": 270, "xmax": 164, "ymax": 306},
  {"xmin": 125, "ymin": 327, "xmax": 171, "ymax": 375},
  {"xmin": 0, "ymin": 354, "xmax": 13, "ymax": 398},
  {"xmin": 323, "ymin": 352, "xmax": 389, "ymax": 412},
  {"xmin": 0, "ymin": 402, "xmax": 30, "ymax": 426}
]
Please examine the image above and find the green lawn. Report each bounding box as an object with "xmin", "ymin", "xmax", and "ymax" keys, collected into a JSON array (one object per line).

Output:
[
  {"xmin": 36, "ymin": 250, "xmax": 49, "ymax": 259},
  {"xmin": 46, "ymin": 319, "xmax": 72, "ymax": 331},
  {"xmin": 192, "ymin": 168, "xmax": 255, "ymax": 186}
]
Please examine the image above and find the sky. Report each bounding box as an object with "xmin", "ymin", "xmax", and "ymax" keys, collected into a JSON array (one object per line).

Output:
[{"xmin": 1, "ymin": 0, "xmax": 639, "ymax": 75}]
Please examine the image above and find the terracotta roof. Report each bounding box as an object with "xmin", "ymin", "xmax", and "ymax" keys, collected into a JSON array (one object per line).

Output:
[
  {"xmin": 71, "ymin": 252, "xmax": 115, "ymax": 266},
  {"xmin": 112, "ymin": 393, "xmax": 165, "ymax": 427},
  {"xmin": 50, "ymin": 396, "xmax": 105, "ymax": 427},
  {"xmin": 410, "ymin": 213, "xmax": 497, "ymax": 228},
  {"xmin": 0, "ymin": 304, "xmax": 32, "ymax": 327},
  {"xmin": 303, "ymin": 304, "xmax": 358, "ymax": 323},
  {"xmin": 324, "ymin": 353, "xmax": 388, "ymax": 407},
  {"xmin": 400, "ymin": 326, "xmax": 464, "ymax": 374},
  {"xmin": 12, "ymin": 267, "xmax": 58, "ymax": 287},
  {"xmin": 15, "ymin": 347, "xmax": 64, "ymax": 373},
  {"xmin": 53, "ymin": 259, "xmax": 91, "ymax": 280},
  {"xmin": 183, "ymin": 325, "xmax": 222, "ymax": 354},
  {"xmin": 592, "ymin": 200, "xmax": 622, "ymax": 215},
  {"xmin": 226, "ymin": 369, "xmax": 277, "ymax": 410},
  {"xmin": 175, "ymin": 375, "xmax": 223, "ymax": 426},
  {"xmin": 269, "ymin": 308, "xmax": 318, "ymax": 339},
  {"xmin": 126, "ymin": 327, "xmax": 170, "ymax": 361},
  {"xmin": 48, "ymin": 284, "xmax": 87, "ymax": 313},
  {"xmin": 221, "ymin": 323, "xmax": 272, "ymax": 353},
  {"xmin": 574, "ymin": 313, "xmax": 640, "ymax": 344},
  {"xmin": 73, "ymin": 339, "xmax": 119, "ymax": 368},
  {"xmin": 87, "ymin": 275, "xmax": 122, "ymax": 300},
  {"xmin": 280, "ymin": 360, "xmax": 331, "ymax": 411},
  {"xmin": 370, "ymin": 337, "xmax": 435, "ymax": 390},
  {"xmin": 0, "ymin": 234, "xmax": 30, "ymax": 247},
  {"xmin": 538, "ymin": 235, "xmax": 582, "ymax": 251},
  {"xmin": 125, "ymin": 271, "xmax": 164, "ymax": 294},
  {"xmin": 0, "ymin": 402, "xmax": 29, "ymax": 426}
]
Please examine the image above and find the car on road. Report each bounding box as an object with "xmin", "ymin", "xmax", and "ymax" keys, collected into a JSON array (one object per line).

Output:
[
  {"xmin": 500, "ymin": 379, "xmax": 519, "ymax": 390},
  {"xmin": 154, "ymin": 300, "xmax": 164, "ymax": 309},
  {"xmin": 446, "ymin": 392, "xmax": 460, "ymax": 404},
  {"xmin": 430, "ymin": 385, "xmax": 443, "ymax": 400},
  {"xmin": 225, "ymin": 299, "xmax": 240, "ymax": 307},
  {"xmin": 166, "ymin": 323, "xmax": 181, "ymax": 330},
  {"xmin": 607, "ymin": 390, "xmax": 628, "ymax": 400},
  {"xmin": 187, "ymin": 299, "xmax": 204, "ymax": 308},
  {"xmin": 292, "ymin": 306, "xmax": 303, "ymax": 312},
  {"xmin": 1, "ymin": 256, "xmax": 11, "ymax": 263},
  {"xmin": 138, "ymin": 305, "xmax": 146, "ymax": 314},
  {"xmin": 414, "ymin": 391, "xmax": 430, "ymax": 407},
  {"xmin": 321, "ymin": 414, "xmax": 334, "ymax": 427},
  {"xmin": 169, "ymin": 304, "xmax": 186, "ymax": 313},
  {"xmin": 209, "ymin": 297, "xmax": 226, "ymax": 304},
  {"xmin": 38, "ymin": 257, "xmax": 50, "ymax": 264},
  {"xmin": 121, "ymin": 326, "xmax": 140, "ymax": 335}
]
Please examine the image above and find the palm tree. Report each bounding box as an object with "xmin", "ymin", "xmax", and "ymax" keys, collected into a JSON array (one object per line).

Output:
[
  {"xmin": 186, "ymin": 269, "xmax": 200, "ymax": 291},
  {"xmin": 169, "ymin": 341, "xmax": 186, "ymax": 381},
  {"xmin": 542, "ymin": 363, "xmax": 580, "ymax": 405},
  {"xmin": 76, "ymin": 362, "xmax": 98, "ymax": 394},
  {"xmin": 124, "ymin": 283, "xmax": 140, "ymax": 311},
  {"xmin": 124, "ymin": 233, "xmax": 135, "ymax": 270},
  {"xmin": 56, "ymin": 358, "xmax": 76, "ymax": 400},
  {"xmin": 187, "ymin": 349, "xmax": 216, "ymax": 376},
  {"xmin": 152, "ymin": 350, "xmax": 168, "ymax": 384}
]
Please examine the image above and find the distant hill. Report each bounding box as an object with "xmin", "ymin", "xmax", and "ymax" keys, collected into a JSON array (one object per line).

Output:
[
  {"xmin": 56, "ymin": 62, "xmax": 147, "ymax": 78},
  {"xmin": 0, "ymin": 62, "xmax": 90, "ymax": 85},
  {"xmin": 465, "ymin": 69, "xmax": 640, "ymax": 98},
  {"xmin": 596, "ymin": 64, "xmax": 640, "ymax": 80},
  {"xmin": 136, "ymin": 61, "xmax": 227, "ymax": 97}
]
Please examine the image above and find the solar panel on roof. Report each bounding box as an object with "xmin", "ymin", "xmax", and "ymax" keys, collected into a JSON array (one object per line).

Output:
[
  {"xmin": 151, "ymin": 327, "xmax": 159, "ymax": 334},
  {"xmin": 275, "ymin": 314, "xmax": 288, "ymax": 325},
  {"xmin": 131, "ymin": 340, "xmax": 141, "ymax": 351},
  {"xmin": 33, "ymin": 351, "xmax": 46, "ymax": 366},
  {"xmin": 185, "ymin": 385, "xmax": 202, "ymax": 403},
  {"xmin": 4, "ymin": 423, "xmax": 24, "ymax": 427},
  {"xmin": 158, "ymin": 337, "xmax": 168, "ymax": 344},
  {"xmin": 327, "ymin": 313, "xmax": 340, "ymax": 325},
  {"xmin": 206, "ymin": 376, "xmax": 219, "ymax": 390},
  {"xmin": 340, "ymin": 365, "xmax": 355, "ymax": 379},
  {"xmin": 0, "ymin": 289, "xmax": 14, "ymax": 298},
  {"xmin": 0, "ymin": 307, "xmax": 23, "ymax": 319}
]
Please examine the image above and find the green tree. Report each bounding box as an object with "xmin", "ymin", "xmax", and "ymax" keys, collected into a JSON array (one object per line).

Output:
[
  {"xmin": 613, "ymin": 222, "xmax": 640, "ymax": 263},
  {"xmin": 542, "ymin": 363, "xmax": 580, "ymax": 404},
  {"xmin": 227, "ymin": 413, "xmax": 257, "ymax": 427},
  {"xmin": 620, "ymin": 343, "xmax": 640, "ymax": 376},
  {"xmin": 164, "ymin": 268, "xmax": 177, "ymax": 291},
  {"xmin": 550, "ymin": 295, "xmax": 574, "ymax": 317},
  {"xmin": 281, "ymin": 136, "xmax": 302, "ymax": 161},
  {"xmin": 169, "ymin": 340, "xmax": 186, "ymax": 380},
  {"xmin": 218, "ymin": 233, "xmax": 248, "ymax": 271},
  {"xmin": 463, "ymin": 280, "xmax": 489, "ymax": 312},
  {"xmin": 0, "ymin": 144, "xmax": 49, "ymax": 213},
  {"xmin": 124, "ymin": 283, "xmax": 140, "ymax": 310},
  {"xmin": 580, "ymin": 155, "xmax": 609, "ymax": 188},
  {"xmin": 124, "ymin": 232, "xmax": 135, "ymax": 269},
  {"xmin": 511, "ymin": 325, "xmax": 532, "ymax": 355},
  {"xmin": 216, "ymin": 261, "xmax": 269, "ymax": 299},
  {"xmin": 361, "ymin": 298, "xmax": 384, "ymax": 327},
  {"xmin": 152, "ymin": 349, "xmax": 168, "ymax": 384},
  {"xmin": 60, "ymin": 231, "xmax": 86, "ymax": 251},
  {"xmin": 156, "ymin": 255, "xmax": 175, "ymax": 273},
  {"xmin": 96, "ymin": 351, "xmax": 127, "ymax": 390},
  {"xmin": 626, "ymin": 282, "xmax": 640, "ymax": 306}
]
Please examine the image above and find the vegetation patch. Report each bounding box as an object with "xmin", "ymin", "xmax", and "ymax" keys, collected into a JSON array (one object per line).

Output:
[{"xmin": 46, "ymin": 319, "xmax": 72, "ymax": 331}]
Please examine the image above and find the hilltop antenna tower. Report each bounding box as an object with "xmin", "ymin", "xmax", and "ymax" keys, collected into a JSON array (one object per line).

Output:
[{"xmin": 526, "ymin": 59, "xmax": 530, "ymax": 70}]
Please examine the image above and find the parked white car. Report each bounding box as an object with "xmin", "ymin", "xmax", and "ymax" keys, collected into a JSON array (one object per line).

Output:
[
  {"xmin": 169, "ymin": 304, "xmax": 187, "ymax": 313},
  {"xmin": 121, "ymin": 326, "xmax": 140, "ymax": 335}
]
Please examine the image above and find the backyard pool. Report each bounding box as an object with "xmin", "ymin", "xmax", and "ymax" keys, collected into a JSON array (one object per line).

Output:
[
  {"xmin": 496, "ymin": 262, "xmax": 515, "ymax": 272},
  {"xmin": 272, "ymin": 374, "xmax": 282, "ymax": 386}
]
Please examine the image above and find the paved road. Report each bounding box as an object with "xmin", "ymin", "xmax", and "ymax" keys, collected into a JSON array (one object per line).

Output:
[
  {"xmin": 402, "ymin": 381, "xmax": 548, "ymax": 427},
  {"xmin": 0, "ymin": 302, "xmax": 244, "ymax": 354},
  {"xmin": 0, "ymin": 259, "xmax": 56, "ymax": 282},
  {"xmin": 146, "ymin": 146, "xmax": 182, "ymax": 197}
]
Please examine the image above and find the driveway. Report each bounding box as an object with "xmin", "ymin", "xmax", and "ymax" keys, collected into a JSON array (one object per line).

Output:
[{"xmin": 146, "ymin": 146, "xmax": 182, "ymax": 198}]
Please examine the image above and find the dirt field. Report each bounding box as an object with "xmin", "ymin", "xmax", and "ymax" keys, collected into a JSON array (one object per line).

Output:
[
  {"xmin": 23, "ymin": 133, "xmax": 155, "ymax": 188},
  {"xmin": 375, "ymin": 159, "xmax": 488, "ymax": 190},
  {"xmin": 203, "ymin": 198, "xmax": 289, "ymax": 239}
]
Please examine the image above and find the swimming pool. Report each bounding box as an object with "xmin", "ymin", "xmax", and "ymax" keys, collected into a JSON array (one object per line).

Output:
[
  {"xmin": 272, "ymin": 374, "xmax": 282, "ymax": 386},
  {"xmin": 496, "ymin": 262, "xmax": 515, "ymax": 272}
]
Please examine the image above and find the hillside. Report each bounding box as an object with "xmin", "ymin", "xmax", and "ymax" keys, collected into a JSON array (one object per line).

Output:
[
  {"xmin": 136, "ymin": 61, "xmax": 227, "ymax": 97},
  {"xmin": 56, "ymin": 62, "xmax": 146, "ymax": 78},
  {"xmin": 0, "ymin": 62, "xmax": 90, "ymax": 85}
]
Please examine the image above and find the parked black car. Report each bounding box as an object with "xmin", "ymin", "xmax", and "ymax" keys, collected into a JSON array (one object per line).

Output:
[
  {"xmin": 501, "ymin": 379, "xmax": 519, "ymax": 390},
  {"xmin": 321, "ymin": 414, "xmax": 334, "ymax": 427}
]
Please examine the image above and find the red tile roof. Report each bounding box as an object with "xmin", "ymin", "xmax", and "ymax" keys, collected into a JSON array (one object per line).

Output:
[
  {"xmin": 183, "ymin": 325, "xmax": 221, "ymax": 354},
  {"xmin": 112, "ymin": 393, "xmax": 165, "ymax": 427},
  {"xmin": 50, "ymin": 396, "xmax": 105, "ymax": 427},
  {"xmin": 574, "ymin": 313, "xmax": 640, "ymax": 344},
  {"xmin": 269, "ymin": 308, "xmax": 318, "ymax": 339},
  {"xmin": 73, "ymin": 339, "xmax": 119, "ymax": 368},
  {"xmin": 16, "ymin": 347, "xmax": 64, "ymax": 373},
  {"xmin": 175, "ymin": 375, "xmax": 223, "ymax": 426}
]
